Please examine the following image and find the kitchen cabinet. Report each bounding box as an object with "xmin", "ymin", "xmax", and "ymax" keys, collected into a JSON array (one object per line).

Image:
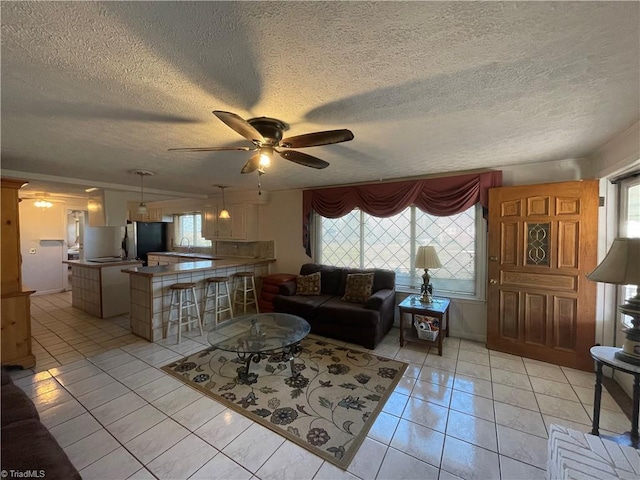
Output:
[
  {"xmin": 128, "ymin": 203, "xmax": 168, "ymax": 222},
  {"xmin": 88, "ymin": 190, "xmax": 128, "ymax": 227},
  {"xmin": 202, "ymin": 204, "xmax": 258, "ymax": 241},
  {"xmin": 1, "ymin": 177, "xmax": 35, "ymax": 369},
  {"xmin": 147, "ymin": 254, "xmax": 177, "ymax": 266}
]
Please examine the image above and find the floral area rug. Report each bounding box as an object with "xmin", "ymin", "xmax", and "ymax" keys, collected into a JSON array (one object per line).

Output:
[{"xmin": 162, "ymin": 337, "xmax": 407, "ymax": 469}]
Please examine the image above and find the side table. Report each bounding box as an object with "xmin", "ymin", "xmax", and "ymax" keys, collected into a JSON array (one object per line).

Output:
[
  {"xmin": 590, "ymin": 345, "xmax": 640, "ymax": 448},
  {"xmin": 398, "ymin": 295, "xmax": 450, "ymax": 356}
]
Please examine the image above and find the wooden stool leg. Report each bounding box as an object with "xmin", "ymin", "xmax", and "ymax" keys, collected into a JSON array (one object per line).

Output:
[
  {"xmin": 191, "ymin": 287, "xmax": 203, "ymax": 336},
  {"xmin": 225, "ymin": 281, "xmax": 233, "ymax": 318},
  {"xmin": 202, "ymin": 283, "xmax": 210, "ymax": 325},
  {"xmin": 166, "ymin": 290, "xmax": 176, "ymax": 339},
  {"xmin": 213, "ymin": 283, "xmax": 220, "ymax": 329},
  {"xmin": 177, "ymin": 290, "xmax": 184, "ymax": 344},
  {"xmin": 251, "ymin": 276, "xmax": 259, "ymax": 313}
]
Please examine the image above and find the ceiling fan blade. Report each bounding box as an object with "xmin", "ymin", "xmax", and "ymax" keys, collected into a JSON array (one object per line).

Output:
[
  {"xmin": 241, "ymin": 152, "xmax": 262, "ymax": 174},
  {"xmin": 279, "ymin": 129, "xmax": 354, "ymax": 148},
  {"xmin": 213, "ymin": 111, "xmax": 265, "ymax": 144},
  {"xmin": 278, "ymin": 150, "xmax": 330, "ymax": 169},
  {"xmin": 168, "ymin": 146, "xmax": 256, "ymax": 152}
]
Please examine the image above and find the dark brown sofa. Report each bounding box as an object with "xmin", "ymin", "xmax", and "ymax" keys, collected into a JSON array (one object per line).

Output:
[
  {"xmin": 1, "ymin": 368, "xmax": 81, "ymax": 479},
  {"xmin": 273, "ymin": 263, "xmax": 396, "ymax": 349}
]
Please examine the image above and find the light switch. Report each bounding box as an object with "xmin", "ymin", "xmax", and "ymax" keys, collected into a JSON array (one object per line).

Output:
[{"xmin": 29, "ymin": 248, "xmax": 36, "ymax": 254}]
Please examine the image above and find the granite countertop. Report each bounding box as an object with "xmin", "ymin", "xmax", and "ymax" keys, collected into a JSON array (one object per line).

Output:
[
  {"xmin": 148, "ymin": 251, "xmax": 219, "ymax": 260},
  {"xmin": 63, "ymin": 259, "xmax": 144, "ymax": 268},
  {"xmin": 147, "ymin": 251, "xmax": 258, "ymax": 260},
  {"xmin": 122, "ymin": 257, "xmax": 276, "ymax": 277}
]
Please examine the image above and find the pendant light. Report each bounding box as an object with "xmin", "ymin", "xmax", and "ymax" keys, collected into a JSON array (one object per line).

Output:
[
  {"xmin": 131, "ymin": 170, "xmax": 155, "ymax": 214},
  {"xmin": 216, "ymin": 185, "xmax": 230, "ymax": 219}
]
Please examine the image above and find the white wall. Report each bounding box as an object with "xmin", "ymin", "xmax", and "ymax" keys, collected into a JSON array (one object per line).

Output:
[
  {"xmin": 258, "ymin": 189, "xmax": 309, "ymax": 274},
  {"xmin": 589, "ymin": 121, "xmax": 640, "ymax": 178},
  {"xmin": 19, "ymin": 200, "xmax": 67, "ymax": 295},
  {"xmin": 501, "ymin": 158, "xmax": 593, "ymax": 186}
]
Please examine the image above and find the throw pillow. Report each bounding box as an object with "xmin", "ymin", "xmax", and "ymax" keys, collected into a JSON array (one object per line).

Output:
[
  {"xmin": 296, "ymin": 272, "xmax": 321, "ymax": 295},
  {"xmin": 341, "ymin": 272, "xmax": 374, "ymax": 303}
]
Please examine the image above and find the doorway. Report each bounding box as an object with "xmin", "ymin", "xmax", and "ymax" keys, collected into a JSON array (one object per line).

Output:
[{"xmin": 65, "ymin": 210, "xmax": 85, "ymax": 290}]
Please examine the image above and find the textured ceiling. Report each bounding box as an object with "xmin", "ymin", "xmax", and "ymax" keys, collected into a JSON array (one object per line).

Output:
[{"xmin": 2, "ymin": 1, "xmax": 639, "ymax": 198}]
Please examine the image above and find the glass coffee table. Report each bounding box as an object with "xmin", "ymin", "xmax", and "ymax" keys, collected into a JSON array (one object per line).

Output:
[{"xmin": 208, "ymin": 313, "xmax": 311, "ymax": 381}]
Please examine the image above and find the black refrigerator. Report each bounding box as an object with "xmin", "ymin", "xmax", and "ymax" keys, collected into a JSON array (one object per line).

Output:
[{"xmin": 124, "ymin": 222, "xmax": 172, "ymax": 265}]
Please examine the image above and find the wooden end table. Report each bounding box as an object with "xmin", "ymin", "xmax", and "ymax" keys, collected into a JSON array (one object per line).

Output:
[{"xmin": 398, "ymin": 295, "xmax": 450, "ymax": 356}]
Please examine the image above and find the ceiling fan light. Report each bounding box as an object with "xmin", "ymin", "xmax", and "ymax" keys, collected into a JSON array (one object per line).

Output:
[
  {"xmin": 259, "ymin": 152, "xmax": 271, "ymax": 168},
  {"xmin": 34, "ymin": 200, "xmax": 53, "ymax": 209},
  {"xmin": 219, "ymin": 209, "xmax": 231, "ymax": 219},
  {"xmin": 137, "ymin": 202, "xmax": 148, "ymax": 214}
]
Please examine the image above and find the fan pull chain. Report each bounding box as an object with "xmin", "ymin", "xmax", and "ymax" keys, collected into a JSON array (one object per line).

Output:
[{"xmin": 257, "ymin": 170, "xmax": 264, "ymax": 195}]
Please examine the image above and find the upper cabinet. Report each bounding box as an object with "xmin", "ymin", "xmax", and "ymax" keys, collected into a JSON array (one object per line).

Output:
[
  {"xmin": 127, "ymin": 202, "xmax": 167, "ymax": 223},
  {"xmin": 88, "ymin": 190, "xmax": 128, "ymax": 227},
  {"xmin": 202, "ymin": 204, "xmax": 258, "ymax": 241}
]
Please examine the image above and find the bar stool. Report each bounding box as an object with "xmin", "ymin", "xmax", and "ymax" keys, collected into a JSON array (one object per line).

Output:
[
  {"xmin": 232, "ymin": 272, "xmax": 259, "ymax": 314},
  {"xmin": 202, "ymin": 276, "xmax": 233, "ymax": 328},
  {"xmin": 166, "ymin": 282, "xmax": 203, "ymax": 344}
]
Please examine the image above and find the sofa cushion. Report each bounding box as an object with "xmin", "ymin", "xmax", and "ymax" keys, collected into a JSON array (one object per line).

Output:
[
  {"xmin": 1, "ymin": 418, "xmax": 81, "ymax": 479},
  {"xmin": 300, "ymin": 264, "xmax": 343, "ymax": 295},
  {"xmin": 317, "ymin": 297, "xmax": 380, "ymax": 327},
  {"xmin": 1, "ymin": 368, "xmax": 11, "ymax": 386},
  {"xmin": 372, "ymin": 269, "xmax": 396, "ymax": 292},
  {"xmin": 273, "ymin": 294, "xmax": 334, "ymax": 320},
  {"xmin": 296, "ymin": 272, "xmax": 321, "ymax": 295},
  {"xmin": 341, "ymin": 273, "xmax": 374, "ymax": 303},
  {"xmin": 1, "ymin": 383, "xmax": 40, "ymax": 427}
]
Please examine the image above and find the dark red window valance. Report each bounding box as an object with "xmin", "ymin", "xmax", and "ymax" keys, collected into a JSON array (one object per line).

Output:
[{"xmin": 302, "ymin": 170, "xmax": 502, "ymax": 256}]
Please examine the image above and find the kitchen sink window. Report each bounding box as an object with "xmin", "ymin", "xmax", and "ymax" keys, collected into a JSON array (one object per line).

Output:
[{"xmin": 174, "ymin": 213, "xmax": 211, "ymax": 247}]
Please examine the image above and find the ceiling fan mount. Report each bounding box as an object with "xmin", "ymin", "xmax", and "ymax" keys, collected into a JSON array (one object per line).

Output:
[
  {"xmin": 246, "ymin": 117, "xmax": 289, "ymax": 145},
  {"xmin": 169, "ymin": 110, "xmax": 354, "ymax": 174}
]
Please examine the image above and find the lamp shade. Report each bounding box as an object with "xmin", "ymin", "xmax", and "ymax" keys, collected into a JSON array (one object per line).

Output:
[
  {"xmin": 415, "ymin": 246, "xmax": 442, "ymax": 269},
  {"xmin": 587, "ymin": 238, "xmax": 640, "ymax": 286}
]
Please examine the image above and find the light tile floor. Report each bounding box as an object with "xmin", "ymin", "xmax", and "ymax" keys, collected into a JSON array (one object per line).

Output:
[{"xmin": 7, "ymin": 292, "xmax": 631, "ymax": 480}]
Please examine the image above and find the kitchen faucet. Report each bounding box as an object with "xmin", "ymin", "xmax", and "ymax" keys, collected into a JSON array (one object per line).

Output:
[{"xmin": 179, "ymin": 237, "xmax": 193, "ymax": 253}]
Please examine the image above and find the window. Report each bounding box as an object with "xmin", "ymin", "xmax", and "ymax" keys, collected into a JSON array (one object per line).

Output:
[
  {"xmin": 317, "ymin": 205, "xmax": 484, "ymax": 297},
  {"xmin": 619, "ymin": 175, "xmax": 640, "ymax": 328},
  {"xmin": 174, "ymin": 213, "xmax": 211, "ymax": 247}
]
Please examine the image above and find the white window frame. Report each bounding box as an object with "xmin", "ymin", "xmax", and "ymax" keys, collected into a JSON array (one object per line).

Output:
[
  {"xmin": 173, "ymin": 212, "xmax": 211, "ymax": 248},
  {"xmin": 618, "ymin": 175, "xmax": 640, "ymax": 328},
  {"xmin": 314, "ymin": 204, "xmax": 487, "ymax": 301}
]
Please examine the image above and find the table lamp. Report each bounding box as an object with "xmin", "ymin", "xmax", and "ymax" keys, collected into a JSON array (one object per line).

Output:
[
  {"xmin": 587, "ymin": 238, "xmax": 640, "ymax": 366},
  {"xmin": 415, "ymin": 246, "xmax": 442, "ymax": 303}
]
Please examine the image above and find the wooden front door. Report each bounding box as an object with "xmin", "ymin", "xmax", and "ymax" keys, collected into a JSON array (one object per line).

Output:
[{"xmin": 487, "ymin": 180, "xmax": 599, "ymax": 371}]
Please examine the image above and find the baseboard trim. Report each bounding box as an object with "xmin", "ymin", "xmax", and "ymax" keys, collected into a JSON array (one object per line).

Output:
[{"xmin": 31, "ymin": 288, "xmax": 66, "ymax": 296}]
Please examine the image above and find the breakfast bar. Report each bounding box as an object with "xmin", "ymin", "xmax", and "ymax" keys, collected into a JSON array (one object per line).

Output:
[{"xmin": 122, "ymin": 258, "xmax": 274, "ymax": 342}]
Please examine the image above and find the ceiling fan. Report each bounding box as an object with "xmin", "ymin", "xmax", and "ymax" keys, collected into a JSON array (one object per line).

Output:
[{"xmin": 169, "ymin": 111, "xmax": 354, "ymax": 173}]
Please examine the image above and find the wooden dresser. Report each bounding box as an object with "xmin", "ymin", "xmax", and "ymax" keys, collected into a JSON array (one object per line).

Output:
[{"xmin": 1, "ymin": 177, "xmax": 35, "ymax": 368}]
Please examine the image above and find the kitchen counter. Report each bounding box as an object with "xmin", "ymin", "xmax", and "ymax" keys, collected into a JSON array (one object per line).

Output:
[
  {"xmin": 122, "ymin": 257, "xmax": 274, "ymax": 341},
  {"xmin": 64, "ymin": 259, "xmax": 144, "ymax": 318},
  {"xmin": 63, "ymin": 259, "xmax": 145, "ymax": 268},
  {"xmin": 147, "ymin": 251, "xmax": 218, "ymax": 260},
  {"xmin": 122, "ymin": 258, "xmax": 275, "ymax": 277}
]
